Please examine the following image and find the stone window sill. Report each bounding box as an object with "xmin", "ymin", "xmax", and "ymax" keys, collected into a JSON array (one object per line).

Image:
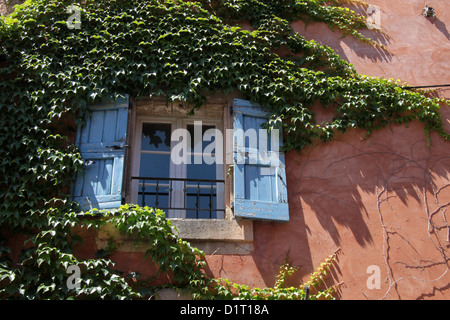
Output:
[{"xmin": 96, "ymin": 219, "xmax": 253, "ymax": 255}]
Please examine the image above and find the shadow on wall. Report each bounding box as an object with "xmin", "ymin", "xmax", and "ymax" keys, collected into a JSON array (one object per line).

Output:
[
  {"xmin": 430, "ymin": 17, "xmax": 450, "ymax": 40},
  {"xmin": 337, "ymin": 32, "xmax": 393, "ymax": 64},
  {"xmin": 249, "ymin": 121, "xmax": 450, "ymax": 297},
  {"xmin": 290, "ymin": 3, "xmax": 394, "ymax": 65},
  {"xmin": 340, "ymin": 3, "xmax": 394, "ymax": 64},
  {"xmin": 293, "ymin": 135, "xmax": 449, "ymax": 244}
]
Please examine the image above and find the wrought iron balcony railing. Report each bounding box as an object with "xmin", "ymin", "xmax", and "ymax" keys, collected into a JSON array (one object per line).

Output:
[{"xmin": 131, "ymin": 176, "xmax": 225, "ymax": 219}]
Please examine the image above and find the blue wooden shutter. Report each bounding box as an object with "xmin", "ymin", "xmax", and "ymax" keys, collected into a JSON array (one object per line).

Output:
[
  {"xmin": 232, "ymin": 99, "xmax": 289, "ymax": 221},
  {"xmin": 72, "ymin": 95, "xmax": 129, "ymax": 211}
]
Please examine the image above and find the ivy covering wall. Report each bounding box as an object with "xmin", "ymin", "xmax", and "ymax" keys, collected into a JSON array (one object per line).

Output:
[{"xmin": 0, "ymin": 0, "xmax": 448, "ymax": 299}]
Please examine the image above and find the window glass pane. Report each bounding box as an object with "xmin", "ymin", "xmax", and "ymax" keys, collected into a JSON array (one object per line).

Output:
[
  {"xmin": 141, "ymin": 123, "xmax": 171, "ymax": 151},
  {"xmin": 187, "ymin": 124, "xmax": 216, "ymax": 152},
  {"xmin": 187, "ymin": 154, "xmax": 216, "ymax": 180},
  {"xmin": 139, "ymin": 153, "xmax": 170, "ymax": 177},
  {"xmin": 187, "ymin": 124, "xmax": 218, "ymax": 181},
  {"xmin": 138, "ymin": 184, "xmax": 170, "ymax": 209},
  {"xmin": 186, "ymin": 209, "xmax": 218, "ymax": 219},
  {"xmin": 185, "ymin": 187, "xmax": 217, "ymax": 219}
]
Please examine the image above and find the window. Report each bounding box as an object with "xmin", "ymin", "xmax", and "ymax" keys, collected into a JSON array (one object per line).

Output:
[
  {"xmin": 72, "ymin": 95, "xmax": 289, "ymax": 223},
  {"xmin": 130, "ymin": 117, "xmax": 225, "ymax": 219}
]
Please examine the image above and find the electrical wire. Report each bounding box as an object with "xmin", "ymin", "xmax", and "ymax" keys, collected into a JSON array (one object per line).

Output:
[{"xmin": 404, "ymin": 84, "xmax": 450, "ymax": 89}]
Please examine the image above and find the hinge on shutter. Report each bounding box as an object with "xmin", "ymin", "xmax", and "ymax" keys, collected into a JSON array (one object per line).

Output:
[
  {"xmin": 107, "ymin": 145, "xmax": 123, "ymax": 150},
  {"xmin": 106, "ymin": 143, "xmax": 129, "ymax": 150}
]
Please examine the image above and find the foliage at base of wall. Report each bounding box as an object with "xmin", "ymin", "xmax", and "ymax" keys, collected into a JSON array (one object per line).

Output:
[
  {"xmin": 1, "ymin": 205, "xmax": 339, "ymax": 299},
  {"xmin": 0, "ymin": 0, "xmax": 449, "ymax": 299},
  {"xmin": 206, "ymin": 249, "xmax": 340, "ymax": 300},
  {"xmin": 0, "ymin": 207, "xmax": 141, "ymax": 299}
]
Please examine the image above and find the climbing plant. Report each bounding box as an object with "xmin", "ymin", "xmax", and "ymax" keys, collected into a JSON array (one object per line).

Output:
[
  {"xmin": 0, "ymin": 0, "xmax": 449, "ymax": 299},
  {"xmin": 204, "ymin": 249, "xmax": 340, "ymax": 300}
]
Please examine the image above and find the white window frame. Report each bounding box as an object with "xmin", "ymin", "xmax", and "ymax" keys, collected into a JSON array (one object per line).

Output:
[{"xmin": 131, "ymin": 115, "xmax": 225, "ymax": 219}]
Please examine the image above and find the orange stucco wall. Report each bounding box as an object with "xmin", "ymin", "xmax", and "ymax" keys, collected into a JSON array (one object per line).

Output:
[
  {"xmin": 71, "ymin": 1, "xmax": 450, "ymax": 300},
  {"xmin": 205, "ymin": 0, "xmax": 450, "ymax": 300},
  {"xmin": 14, "ymin": 0, "xmax": 445, "ymax": 300}
]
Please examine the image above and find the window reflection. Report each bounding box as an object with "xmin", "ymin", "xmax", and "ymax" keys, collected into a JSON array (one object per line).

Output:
[{"xmin": 141, "ymin": 123, "xmax": 171, "ymax": 151}]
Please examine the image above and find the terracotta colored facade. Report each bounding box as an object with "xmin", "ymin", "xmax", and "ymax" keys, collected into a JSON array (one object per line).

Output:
[
  {"xmin": 243, "ymin": 0, "xmax": 450, "ymax": 299},
  {"xmin": 283, "ymin": 0, "xmax": 450, "ymax": 299},
  {"xmin": 75, "ymin": 0, "xmax": 450, "ymax": 300},
  {"xmin": 89, "ymin": 1, "xmax": 449, "ymax": 300},
  {"xmin": 3, "ymin": 0, "xmax": 449, "ymax": 300}
]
